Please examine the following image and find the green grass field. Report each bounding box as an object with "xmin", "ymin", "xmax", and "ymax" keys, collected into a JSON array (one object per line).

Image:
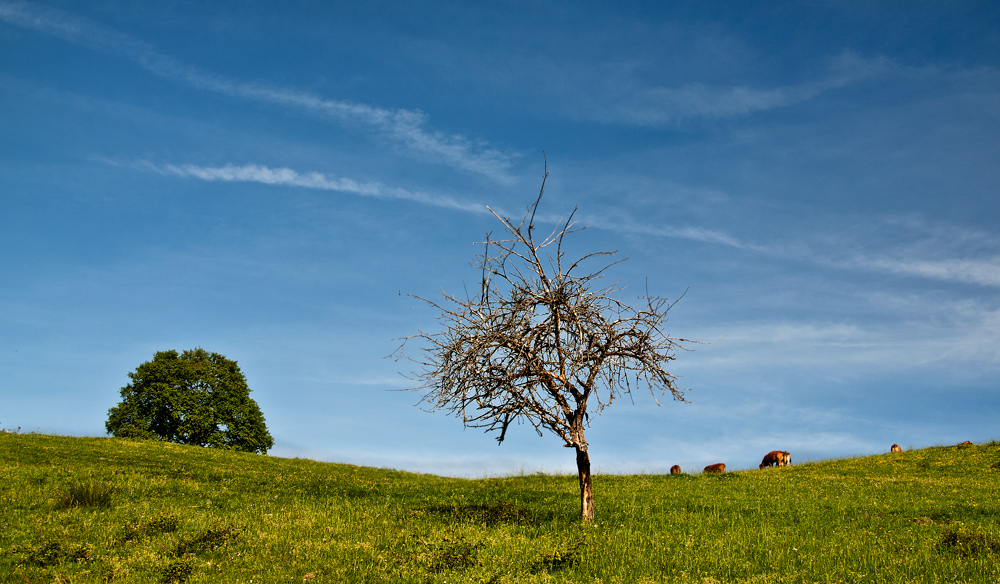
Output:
[{"xmin": 3, "ymin": 433, "xmax": 999, "ymax": 583}]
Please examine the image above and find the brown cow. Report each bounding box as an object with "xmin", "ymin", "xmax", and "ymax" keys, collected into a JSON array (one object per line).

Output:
[
  {"xmin": 759, "ymin": 450, "xmax": 782, "ymax": 468},
  {"xmin": 759, "ymin": 450, "xmax": 791, "ymax": 469},
  {"xmin": 703, "ymin": 463, "xmax": 726, "ymax": 474},
  {"xmin": 960, "ymin": 440, "xmax": 973, "ymax": 445},
  {"xmin": 890, "ymin": 444, "xmax": 902, "ymax": 453},
  {"xmin": 670, "ymin": 465, "xmax": 682, "ymax": 475}
]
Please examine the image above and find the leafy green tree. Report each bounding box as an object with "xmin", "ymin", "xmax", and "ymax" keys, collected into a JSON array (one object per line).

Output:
[{"xmin": 106, "ymin": 348, "xmax": 274, "ymax": 454}]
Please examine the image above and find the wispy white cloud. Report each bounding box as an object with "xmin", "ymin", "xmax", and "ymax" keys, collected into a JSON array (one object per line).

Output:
[
  {"xmin": 137, "ymin": 161, "xmax": 491, "ymax": 214},
  {"xmin": 586, "ymin": 214, "xmax": 757, "ymax": 250},
  {"xmin": 0, "ymin": 1, "xmax": 516, "ymax": 181},
  {"xmin": 852, "ymin": 256, "xmax": 1000, "ymax": 288},
  {"xmin": 765, "ymin": 241, "xmax": 1000, "ymax": 290},
  {"xmin": 816, "ymin": 217, "xmax": 1000, "ymax": 288},
  {"xmin": 598, "ymin": 53, "xmax": 895, "ymax": 125},
  {"xmin": 138, "ymin": 157, "xmax": 1000, "ymax": 291},
  {"xmin": 132, "ymin": 157, "xmax": 757, "ymax": 249},
  {"xmin": 684, "ymin": 298, "xmax": 1000, "ymax": 380},
  {"xmin": 604, "ymin": 192, "xmax": 1000, "ymax": 289}
]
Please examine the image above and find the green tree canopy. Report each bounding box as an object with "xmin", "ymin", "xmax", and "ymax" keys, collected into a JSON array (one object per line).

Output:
[{"xmin": 106, "ymin": 348, "xmax": 274, "ymax": 454}]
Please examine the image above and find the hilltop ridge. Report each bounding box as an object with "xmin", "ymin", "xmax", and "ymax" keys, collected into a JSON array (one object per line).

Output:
[{"xmin": 3, "ymin": 433, "xmax": 999, "ymax": 583}]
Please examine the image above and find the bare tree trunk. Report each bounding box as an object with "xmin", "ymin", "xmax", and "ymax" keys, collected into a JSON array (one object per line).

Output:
[
  {"xmin": 576, "ymin": 445, "xmax": 594, "ymax": 522},
  {"xmin": 399, "ymin": 179, "xmax": 695, "ymax": 526}
]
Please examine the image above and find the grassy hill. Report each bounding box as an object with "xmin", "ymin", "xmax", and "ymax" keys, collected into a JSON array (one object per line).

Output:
[{"xmin": 2, "ymin": 433, "xmax": 999, "ymax": 583}]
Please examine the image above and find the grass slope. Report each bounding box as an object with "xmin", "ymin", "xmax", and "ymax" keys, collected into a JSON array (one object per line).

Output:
[{"xmin": 2, "ymin": 433, "xmax": 1000, "ymax": 583}]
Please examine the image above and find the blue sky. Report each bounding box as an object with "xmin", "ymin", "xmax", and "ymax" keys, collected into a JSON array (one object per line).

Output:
[{"xmin": 2, "ymin": 1, "xmax": 998, "ymax": 475}]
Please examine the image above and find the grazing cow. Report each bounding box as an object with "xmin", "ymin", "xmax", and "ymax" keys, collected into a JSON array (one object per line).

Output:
[
  {"xmin": 890, "ymin": 444, "xmax": 902, "ymax": 453},
  {"xmin": 960, "ymin": 441, "xmax": 973, "ymax": 445},
  {"xmin": 759, "ymin": 450, "xmax": 782, "ymax": 468},
  {"xmin": 759, "ymin": 450, "xmax": 791, "ymax": 469},
  {"xmin": 703, "ymin": 463, "xmax": 726, "ymax": 474},
  {"xmin": 670, "ymin": 465, "xmax": 682, "ymax": 475}
]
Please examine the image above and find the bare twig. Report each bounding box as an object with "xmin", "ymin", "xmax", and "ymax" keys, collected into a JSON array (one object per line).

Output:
[{"xmin": 394, "ymin": 170, "xmax": 693, "ymax": 522}]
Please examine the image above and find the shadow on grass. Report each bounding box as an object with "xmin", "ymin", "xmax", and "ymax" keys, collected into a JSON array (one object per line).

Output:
[
  {"xmin": 926, "ymin": 504, "xmax": 1000, "ymax": 524},
  {"xmin": 10, "ymin": 538, "xmax": 94, "ymax": 567},
  {"xmin": 939, "ymin": 528, "xmax": 1000, "ymax": 557},
  {"xmin": 425, "ymin": 500, "xmax": 544, "ymax": 526}
]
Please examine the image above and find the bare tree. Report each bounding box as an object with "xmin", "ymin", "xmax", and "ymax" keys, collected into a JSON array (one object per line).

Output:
[{"xmin": 396, "ymin": 167, "xmax": 692, "ymax": 522}]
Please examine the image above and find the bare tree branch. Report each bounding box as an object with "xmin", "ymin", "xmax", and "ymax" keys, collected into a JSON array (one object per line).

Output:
[{"xmin": 393, "ymin": 172, "xmax": 695, "ymax": 522}]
